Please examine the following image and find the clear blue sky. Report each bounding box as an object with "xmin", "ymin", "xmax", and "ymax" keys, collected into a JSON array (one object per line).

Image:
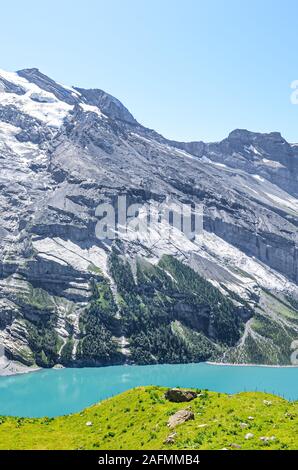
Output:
[{"xmin": 1, "ymin": 0, "xmax": 298, "ymax": 142}]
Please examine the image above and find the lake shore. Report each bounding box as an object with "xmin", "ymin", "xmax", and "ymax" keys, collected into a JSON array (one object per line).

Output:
[
  {"xmin": 1, "ymin": 362, "xmax": 298, "ymax": 417},
  {"xmin": 204, "ymin": 361, "xmax": 298, "ymax": 369},
  {"xmin": 0, "ymin": 357, "xmax": 40, "ymax": 377},
  {"xmin": 206, "ymin": 361, "xmax": 298, "ymax": 368},
  {"xmin": 1, "ymin": 359, "xmax": 297, "ymax": 378}
]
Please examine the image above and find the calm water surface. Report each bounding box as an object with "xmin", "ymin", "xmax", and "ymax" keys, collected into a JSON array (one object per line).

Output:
[{"xmin": 0, "ymin": 363, "xmax": 297, "ymax": 417}]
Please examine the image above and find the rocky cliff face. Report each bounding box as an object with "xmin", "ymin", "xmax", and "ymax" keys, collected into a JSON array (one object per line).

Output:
[{"xmin": 0, "ymin": 68, "xmax": 297, "ymax": 368}]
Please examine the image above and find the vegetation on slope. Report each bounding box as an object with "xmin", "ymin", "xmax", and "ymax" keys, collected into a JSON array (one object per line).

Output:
[
  {"xmin": 16, "ymin": 252, "xmax": 297, "ymax": 368},
  {"xmin": 77, "ymin": 277, "xmax": 123, "ymax": 365},
  {"xmin": 0, "ymin": 387, "xmax": 297, "ymax": 450},
  {"xmin": 109, "ymin": 251, "xmax": 250, "ymax": 364},
  {"xmin": 223, "ymin": 289, "xmax": 298, "ymax": 365},
  {"xmin": 14, "ymin": 285, "xmax": 61, "ymax": 368},
  {"xmin": 25, "ymin": 320, "xmax": 60, "ymax": 368}
]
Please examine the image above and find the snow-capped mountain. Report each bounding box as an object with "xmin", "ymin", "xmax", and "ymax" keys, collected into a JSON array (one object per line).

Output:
[{"xmin": 0, "ymin": 67, "xmax": 297, "ymax": 371}]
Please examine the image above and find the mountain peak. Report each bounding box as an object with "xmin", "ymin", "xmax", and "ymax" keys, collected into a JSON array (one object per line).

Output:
[
  {"xmin": 17, "ymin": 67, "xmax": 79, "ymax": 105},
  {"xmin": 74, "ymin": 87, "xmax": 137, "ymax": 124},
  {"xmin": 17, "ymin": 67, "xmax": 40, "ymax": 74},
  {"xmin": 228, "ymin": 128, "xmax": 284, "ymax": 142},
  {"xmin": 16, "ymin": 68, "xmax": 137, "ymax": 124},
  {"xmin": 228, "ymin": 129, "xmax": 253, "ymax": 139}
]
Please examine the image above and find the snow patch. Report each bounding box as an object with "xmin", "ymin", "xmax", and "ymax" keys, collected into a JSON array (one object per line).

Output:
[
  {"xmin": 80, "ymin": 103, "xmax": 105, "ymax": 118},
  {"xmin": 252, "ymin": 174, "xmax": 265, "ymax": 182},
  {"xmin": 248, "ymin": 145, "xmax": 263, "ymax": 156},
  {"xmin": 201, "ymin": 231, "xmax": 297, "ymax": 295},
  {"xmin": 0, "ymin": 69, "xmax": 72, "ymax": 127},
  {"xmin": 32, "ymin": 237, "xmax": 109, "ymax": 276},
  {"xmin": 261, "ymin": 158, "xmax": 284, "ymax": 169},
  {"xmin": 0, "ymin": 122, "xmax": 47, "ymax": 167},
  {"xmin": 200, "ymin": 156, "xmax": 227, "ymax": 168},
  {"xmin": 264, "ymin": 192, "xmax": 298, "ymax": 213}
]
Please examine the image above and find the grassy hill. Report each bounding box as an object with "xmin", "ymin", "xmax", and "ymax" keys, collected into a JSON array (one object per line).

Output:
[{"xmin": 0, "ymin": 386, "xmax": 297, "ymax": 450}]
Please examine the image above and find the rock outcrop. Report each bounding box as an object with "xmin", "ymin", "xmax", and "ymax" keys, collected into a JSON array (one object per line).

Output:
[
  {"xmin": 165, "ymin": 388, "xmax": 198, "ymax": 403},
  {"xmin": 167, "ymin": 409, "xmax": 195, "ymax": 428}
]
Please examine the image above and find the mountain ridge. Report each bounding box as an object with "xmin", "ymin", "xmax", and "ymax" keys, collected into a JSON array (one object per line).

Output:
[{"xmin": 0, "ymin": 67, "xmax": 297, "ymax": 370}]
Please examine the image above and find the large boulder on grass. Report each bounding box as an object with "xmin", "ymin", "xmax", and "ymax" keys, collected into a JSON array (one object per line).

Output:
[
  {"xmin": 165, "ymin": 388, "xmax": 197, "ymax": 403},
  {"xmin": 167, "ymin": 409, "xmax": 195, "ymax": 428}
]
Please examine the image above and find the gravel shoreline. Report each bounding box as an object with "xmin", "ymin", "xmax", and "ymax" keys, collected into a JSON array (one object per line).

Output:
[
  {"xmin": 1, "ymin": 360, "xmax": 297, "ymax": 377},
  {"xmin": 206, "ymin": 361, "xmax": 298, "ymax": 368},
  {"xmin": 0, "ymin": 357, "xmax": 40, "ymax": 377}
]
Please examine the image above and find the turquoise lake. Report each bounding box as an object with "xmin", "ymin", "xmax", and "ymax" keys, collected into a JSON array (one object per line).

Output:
[{"xmin": 0, "ymin": 363, "xmax": 297, "ymax": 417}]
